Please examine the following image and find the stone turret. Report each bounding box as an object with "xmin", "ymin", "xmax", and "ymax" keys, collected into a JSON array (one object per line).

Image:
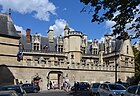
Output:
[
  {"xmin": 68, "ymin": 31, "xmax": 82, "ymax": 64},
  {"xmin": 63, "ymin": 22, "xmax": 70, "ymax": 53},
  {"xmin": 64, "ymin": 22, "xmax": 70, "ymax": 36}
]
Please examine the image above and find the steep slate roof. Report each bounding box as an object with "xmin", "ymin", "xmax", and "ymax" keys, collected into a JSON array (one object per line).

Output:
[
  {"xmin": 19, "ymin": 34, "xmax": 32, "ymax": 50},
  {"xmin": 111, "ymin": 39, "xmax": 123, "ymax": 52},
  {"xmin": 87, "ymin": 41, "xmax": 92, "ymax": 55},
  {"xmin": 0, "ymin": 13, "xmax": 19, "ymax": 38},
  {"xmin": 20, "ymin": 34, "xmax": 57, "ymax": 52}
]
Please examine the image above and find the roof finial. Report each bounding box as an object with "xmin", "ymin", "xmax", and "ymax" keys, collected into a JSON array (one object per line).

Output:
[
  {"xmin": 64, "ymin": 21, "xmax": 69, "ymax": 30},
  {"xmin": 9, "ymin": 8, "xmax": 11, "ymax": 16},
  {"xmin": 66, "ymin": 21, "xmax": 68, "ymax": 27}
]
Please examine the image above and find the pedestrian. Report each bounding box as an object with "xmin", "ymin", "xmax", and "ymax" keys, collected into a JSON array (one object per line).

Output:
[
  {"xmin": 138, "ymin": 81, "xmax": 140, "ymax": 85},
  {"xmin": 76, "ymin": 82, "xmax": 79, "ymax": 91},
  {"xmin": 67, "ymin": 82, "xmax": 71, "ymax": 91},
  {"xmin": 74, "ymin": 81, "xmax": 77, "ymax": 93},
  {"xmin": 52, "ymin": 81, "xmax": 55, "ymax": 90},
  {"xmin": 117, "ymin": 78, "xmax": 122, "ymax": 84},
  {"xmin": 64, "ymin": 81, "xmax": 68, "ymax": 92},
  {"xmin": 47, "ymin": 83, "xmax": 50, "ymax": 90},
  {"xmin": 25, "ymin": 81, "xmax": 28, "ymax": 83},
  {"xmin": 50, "ymin": 81, "xmax": 52, "ymax": 89},
  {"xmin": 19, "ymin": 81, "xmax": 23, "ymax": 84}
]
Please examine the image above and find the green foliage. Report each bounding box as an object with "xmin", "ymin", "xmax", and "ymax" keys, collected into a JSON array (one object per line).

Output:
[
  {"xmin": 80, "ymin": 0, "xmax": 140, "ymax": 35},
  {"xmin": 131, "ymin": 47, "xmax": 140, "ymax": 84}
]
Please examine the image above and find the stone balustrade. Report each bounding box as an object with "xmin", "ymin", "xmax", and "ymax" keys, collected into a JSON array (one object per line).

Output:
[{"xmin": 18, "ymin": 60, "xmax": 119, "ymax": 71}]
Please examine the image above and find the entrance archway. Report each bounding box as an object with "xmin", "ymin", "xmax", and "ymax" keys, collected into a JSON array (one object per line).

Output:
[{"xmin": 47, "ymin": 71, "xmax": 63, "ymax": 89}]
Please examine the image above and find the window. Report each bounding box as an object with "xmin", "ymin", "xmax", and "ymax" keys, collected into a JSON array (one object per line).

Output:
[
  {"xmin": 81, "ymin": 47, "xmax": 86, "ymax": 54},
  {"xmin": 127, "ymin": 86, "xmax": 137, "ymax": 94},
  {"xmin": 71, "ymin": 54, "xmax": 74, "ymax": 59},
  {"xmin": 81, "ymin": 59, "xmax": 86, "ymax": 65},
  {"xmin": 94, "ymin": 60, "xmax": 98, "ymax": 65},
  {"xmin": 100, "ymin": 84, "xmax": 108, "ymax": 90},
  {"xmin": 33, "ymin": 43, "xmax": 39, "ymax": 51},
  {"xmin": 58, "ymin": 45, "xmax": 63, "ymax": 52},
  {"xmin": 127, "ymin": 45, "xmax": 129, "ymax": 54},
  {"xmin": 106, "ymin": 46, "xmax": 110, "ymax": 53},
  {"xmin": 58, "ymin": 59, "xmax": 64, "ymax": 64},
  {"xmin": 125, "ymin": 58, "xmax": 129, "ymax": 66},
  {"xmin": 93, "ymin": 48, "xmax": 98, "ymax": 55},
  {"xmin": 106, "ymin": 60, "xmax": 109, "ymax": 65}
]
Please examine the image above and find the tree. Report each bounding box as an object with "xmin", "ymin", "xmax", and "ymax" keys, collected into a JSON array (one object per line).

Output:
[
  {"xmin": 80, "ymin": 0, "xmax": 140, "ymax": 36},
  {"xmin": 128, "ymin": 47, "xmax": 140, "ymax": 85},
  {"xmin": 133, "ymin": 47, "xmax": 140, "ymax": 84}
]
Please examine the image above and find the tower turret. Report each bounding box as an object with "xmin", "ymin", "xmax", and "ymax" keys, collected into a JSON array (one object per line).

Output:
[{"xmin": 64, "ymin": 22, "xmax": 70, "ymax": 36}]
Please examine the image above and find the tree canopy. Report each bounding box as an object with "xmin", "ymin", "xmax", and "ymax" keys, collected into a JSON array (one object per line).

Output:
[
  {"xmin": 134, "ymin": 47, "xmax": 140, "ymax": 82},
  {"xmin": 80, "ymin": 0, "xmax": 140, "ymax": 37}
]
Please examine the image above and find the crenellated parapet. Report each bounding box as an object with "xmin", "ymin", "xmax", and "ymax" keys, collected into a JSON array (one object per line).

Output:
[{"xmin": 69, "ymin": 31, "xmax": 82, "ymax": 37}]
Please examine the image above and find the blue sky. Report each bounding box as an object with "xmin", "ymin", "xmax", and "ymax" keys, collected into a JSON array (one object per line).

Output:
[{"xmin": 0, "ymin": 0, "xmax": 129, "ymax": 41}]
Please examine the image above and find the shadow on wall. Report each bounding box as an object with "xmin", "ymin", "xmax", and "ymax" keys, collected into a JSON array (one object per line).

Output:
[{"xmin": 0, "ymin": 65, "xmax": 15, "ymax": 86}]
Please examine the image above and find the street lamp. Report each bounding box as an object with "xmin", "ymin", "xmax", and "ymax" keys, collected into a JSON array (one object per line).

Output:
[{"xmin": 114, "ymin": 34, "xmax": 118, "ymax": 83}]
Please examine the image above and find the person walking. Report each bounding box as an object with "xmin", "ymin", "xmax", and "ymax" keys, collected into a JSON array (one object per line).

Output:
[
  {"xmin": 74, "ymin": 81, "xmax": 77, "ymax": 93},
  {"xmin": 52, "ymin": 81, "xmax": 55, "ymax": 90},
  {"xmin": 47, "ymin": 83, "xmax": 50, "ymax": 90},
  {"xmin": 50, "ymin": 81, "xmax": 52, "ymax": 89}
]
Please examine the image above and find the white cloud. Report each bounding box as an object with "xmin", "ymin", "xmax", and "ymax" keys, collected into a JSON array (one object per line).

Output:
[
  {"xmin": 14, "ymin": 24, "xmax": 26, "ymax": 34},
  {"xmin": 97, "ymin": 37, "xmax": 105, "ymax": 43},
  {"xmin": 0, "ymin": 0, "xmax": 56, "ymax": 21},
  {"xmin": 63, "ymin": 8, "xmax": 67, "ymax": 11},
  {"xmin": 49, "ymin": 19, "xmax": 74, "ymax": 37},
  {"xmin": 106, "ymin": 20, "xmax": 116, "ymax": 28},
  {"xmin": 88, "ymin": 39, "xmax": 92, "ymax": 42}
]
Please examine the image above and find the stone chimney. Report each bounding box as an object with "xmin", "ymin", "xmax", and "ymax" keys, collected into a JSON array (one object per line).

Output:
[
  {"xmin": 47, "ymin": 29, "xmax": 54, "ymax": 43},
  {"xmin": 26, "ymin": 28, "xmax": 31, "ymax": 43}
]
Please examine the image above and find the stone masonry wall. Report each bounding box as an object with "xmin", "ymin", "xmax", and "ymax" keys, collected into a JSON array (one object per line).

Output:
[{"xmin": 7, "ymin": 66, "xmax": 134, "ymax": 90}]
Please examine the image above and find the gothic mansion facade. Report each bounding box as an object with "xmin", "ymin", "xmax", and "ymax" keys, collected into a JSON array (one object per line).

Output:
[{"xmin": 0, "ymin": 13, "xmax": 135, "ymax": 90}]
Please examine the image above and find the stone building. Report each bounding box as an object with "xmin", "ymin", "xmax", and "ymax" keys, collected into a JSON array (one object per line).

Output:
[{"xmin": 0, "ymin": 13, "xmax": 135, "ymax": 90}]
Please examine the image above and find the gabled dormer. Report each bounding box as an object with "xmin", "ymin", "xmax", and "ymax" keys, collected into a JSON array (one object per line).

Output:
[
  {"xmin": 57, "ymin": 35, "xmax": 64, "ymax": 52},
  {"xmin": 104, "ymin": 34, "xmax": 113, "ymax": 54},
  {"xmin": 91, "ymin": 39, "xmax": 99, "ymax": 55},
  {"xmin": 32, "ymin": 33, "xmax": 41, "ymax": 51}
]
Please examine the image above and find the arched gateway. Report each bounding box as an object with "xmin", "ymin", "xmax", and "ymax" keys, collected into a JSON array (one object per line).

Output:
[{"xmin": 47, "ymin": 71, "xmax": 63, "ymax": 89}]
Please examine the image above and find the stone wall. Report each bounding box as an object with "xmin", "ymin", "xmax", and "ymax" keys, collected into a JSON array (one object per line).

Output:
[
  {"xmin": 7, "ymin": 66, "xmax": 134, "ymax": 90},
  {"xmin": 0, "ymin": 37, "xmax": 19, "ymax": 65}
]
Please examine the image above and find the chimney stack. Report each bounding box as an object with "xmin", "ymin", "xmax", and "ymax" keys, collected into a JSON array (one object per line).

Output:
[
  {"xmin": 26, "ymin": 28, "xmax": 31, "ymax": 43},
  {"xmin": 47, "ymin": 29, "xmax": 54, "ymax": 43}
]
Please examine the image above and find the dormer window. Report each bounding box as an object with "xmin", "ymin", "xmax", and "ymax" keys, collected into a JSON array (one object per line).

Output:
[
  {"xmin": 34, "ymin": 43, "xmax": 39, "ymax": 51},
  {"xmin": 32, "ymin": 34, "xmax": 41, "ymax": 51},
  {"xmin": 81, "ymin": 47, "xmax": 86, "ymax": 54},
  {"xmin": 93, "ymin": 48, "xmax": 98, "ymax": 55},
  {"xmin": 58, "ymin": 45, "xmax": 63, "ymax": 52}
]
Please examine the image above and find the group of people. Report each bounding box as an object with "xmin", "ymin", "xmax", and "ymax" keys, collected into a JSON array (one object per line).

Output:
[
  {"xmin": 47, "ymin": 81, "xmax": 55, "ymax": 90},
  {"xmin": 47, "ymin": 81, "xmax": 71, "ymax": 91},
  {"xmin": 63, "ymin": 81, "xmax": 70, "ymax": 92}
]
